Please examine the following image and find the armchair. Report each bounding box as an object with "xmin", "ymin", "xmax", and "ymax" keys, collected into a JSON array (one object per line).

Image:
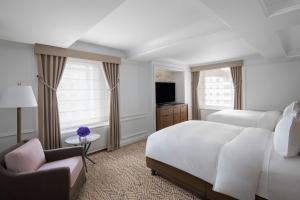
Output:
[{"xmin": 0, "ymin": 139, "xmax": 86, "ymax": 200}]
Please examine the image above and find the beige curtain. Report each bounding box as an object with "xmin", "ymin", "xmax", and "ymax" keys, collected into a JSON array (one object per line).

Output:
[
  {"xmin": 37, "ymin": 54, "xmax": 66, "ymax": 149},
  {"xmin": 230, "ymin": 66, "xmax": 242, "ymax": 110},
  {"xmin": 192, "ymin": 71, "xmax": 201, "ymax": 120},
  {"xmin": 103, "ymin": 62, "xmax": 120, "ymax": 151}
]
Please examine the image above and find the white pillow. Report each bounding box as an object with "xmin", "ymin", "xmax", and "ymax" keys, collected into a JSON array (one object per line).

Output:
[
  {"xmin": 283, "ymin": 101, "xmax": 300, "ymax": 117},
  {"xmin": 274, "ymin": 111, "xmax": 300, "ymax": 157}
]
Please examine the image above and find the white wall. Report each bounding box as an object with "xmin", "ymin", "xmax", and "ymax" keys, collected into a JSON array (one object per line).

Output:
[
  {"xmin": 174, "ymin": 72, "xmax": 185, "ymax": 103},
  {"xmin": 0, "ymin": 40, "xmax": 37, "ymax": 151},
  {"xmin": 0, "ymin": 40, "xmax": 154, "ymax": 152},
  {"xmin": 184, "ymin": 71, "xmax": 192, "ymax": 120},
  {"xmin": 119, "ymin": 60, "xmax": 154, "ymax": 146},
  {"xmin": 243, "ymin": 57, "xmax": 300, "ymax": 111}
]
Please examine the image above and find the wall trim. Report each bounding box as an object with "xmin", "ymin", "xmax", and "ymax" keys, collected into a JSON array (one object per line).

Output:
[
  {"xmin": 152, "ymin": 60, "xmax": 189, "ymax": 70},
  {"xmin": 0, "ymin": 113, "xmax": 147, "ymax": 139},
  {"xmin": 89, "ymin": 130, "xmax": 151, "ymax": 153},
  {"xmin": 243, "ymin": 55, "xmax": 300, "ymax": 66},
  {"xmin": 121, "ymin": 130, "xmax": 150, "ymax": 147},
  {"xmin": 121, "ymin": 130, "xmax": 147, "ymax": 140},
  {"xmin": 122, "ymin": 59, "xmax": 151, "ymax": 65},
  {"xmin": 121, "ymin": 113, "xmax": 146, "ymax": 122},
  {"xmin": 153, "ymin": 63, "xmax": 188, "ymax": 72},
  {"xmin": 0, "ymin": 129, "xmax": 35, "ymax": 139}
]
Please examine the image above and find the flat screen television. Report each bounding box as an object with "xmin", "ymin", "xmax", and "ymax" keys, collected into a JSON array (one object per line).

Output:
[{"xmin": 156, "ymin": 82, "xmax": 175, "ymax": 104}]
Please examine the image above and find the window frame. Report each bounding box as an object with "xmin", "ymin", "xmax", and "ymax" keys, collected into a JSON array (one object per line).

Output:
[
  {"xmin": 57, "ymin": 58, "xmax": 109, "ymax": 133},
  {"xmin": 197, "ymin": 67, "xmax": 234, "ymax": 110}
]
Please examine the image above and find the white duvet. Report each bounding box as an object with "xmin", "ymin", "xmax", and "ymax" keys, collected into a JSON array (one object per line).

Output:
[
  {"xmin": 213, "ymin": 127, "xmax": 271, "ymax": 200},
  {"xmin": 206, "ymin": 110, "xmax": 281, "ymax": 131},
  {"xmin": 146, "ymin": 120, "xmax": 300, "ymax": 200}
]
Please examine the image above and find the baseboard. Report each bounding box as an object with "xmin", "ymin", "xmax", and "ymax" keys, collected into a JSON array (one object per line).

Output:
[
  {"xmin": 88, "ymin": 144, "xmax": 107, "ymax": 154},
  {"xmin": 87, "ymin": 131, "xmax": 151, "ymax": 153},
  {"xmin": 120, "ymin": 131, "xmax": 151, "ymax": 147}
]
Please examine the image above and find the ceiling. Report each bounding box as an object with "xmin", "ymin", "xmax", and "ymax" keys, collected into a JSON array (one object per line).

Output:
[
  {"xmin": 0, "ymin": 0, "xmax": 300, "ymax": 65},
  {"xmin": 0, "ymin": 0, "xmax": 125, "ymax": 47}
]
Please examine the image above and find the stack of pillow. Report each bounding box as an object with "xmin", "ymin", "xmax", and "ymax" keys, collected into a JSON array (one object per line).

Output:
[{"xmin": 274, "ymin": 101, "xmax": 300, "ymax": 157}]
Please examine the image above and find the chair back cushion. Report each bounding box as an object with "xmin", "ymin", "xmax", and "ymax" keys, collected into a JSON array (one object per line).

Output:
[{"xmin": 4, "ymin": 138, "xmax": 46, "ymax": 172}]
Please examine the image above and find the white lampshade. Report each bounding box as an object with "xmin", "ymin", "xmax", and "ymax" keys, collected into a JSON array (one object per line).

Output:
[{"xmin": 0, "ymin": 86, "xmax": 37, "ymax": 108}]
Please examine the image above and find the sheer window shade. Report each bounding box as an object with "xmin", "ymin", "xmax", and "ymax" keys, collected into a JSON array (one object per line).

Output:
[
  {"xmin": 57, "ymin": 58, "xmax": 109, "ymax": 132},
  {"xmin": 198, "ymin": 68, "xmax": 234, "ymax": 109}
]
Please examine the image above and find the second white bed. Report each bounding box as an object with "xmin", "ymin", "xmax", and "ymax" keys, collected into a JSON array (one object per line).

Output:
[{"xmin": 206, "ymin": 110, "xmax": 281, "ymax": 131}]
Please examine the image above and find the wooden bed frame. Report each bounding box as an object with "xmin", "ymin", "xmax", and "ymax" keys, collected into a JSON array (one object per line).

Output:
[{"xmin": 146, "ymin": 157, "xmax": 267, "ymax": 200}]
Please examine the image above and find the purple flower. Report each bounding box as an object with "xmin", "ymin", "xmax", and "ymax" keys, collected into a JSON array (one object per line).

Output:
[{"xmin": 77, "ymin": 126, "xmax": 90, "ymax": 137}]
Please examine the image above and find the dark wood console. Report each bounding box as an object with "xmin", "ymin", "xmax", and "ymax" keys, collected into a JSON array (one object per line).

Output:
[{"xmin": 156, "ymin": 103, "xmax": 188, "ymax": 130}]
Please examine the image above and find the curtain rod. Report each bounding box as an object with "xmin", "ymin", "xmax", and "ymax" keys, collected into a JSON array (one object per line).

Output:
[
  {"xmin": 191, "ymin": 60, "xmax": 243, "ymax": 72},
  {"xmin": 34, "ymin": 44, "xmax": 121, "ymax": 64}
]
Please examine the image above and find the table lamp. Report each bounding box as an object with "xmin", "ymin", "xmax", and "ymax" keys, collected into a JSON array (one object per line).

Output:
[{"xmin": 0, "ymin": 85, "xmax": 37, "ymax": 143}]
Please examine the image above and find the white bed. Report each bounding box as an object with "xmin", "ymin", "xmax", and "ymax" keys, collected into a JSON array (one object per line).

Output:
[
  {"xmin": 206, "ymin": 110, "xmax": 282, "ymax": 131},
  {"xmin": 146, "ymin": 120, "xmax": 300, "ymax": 200}
]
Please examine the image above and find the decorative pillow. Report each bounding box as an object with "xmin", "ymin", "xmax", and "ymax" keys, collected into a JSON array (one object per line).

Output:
[
  {"xmin": 283, "ymin": 101, "xmax": 300, "ymax": 117},
  {"xmin": 4, "ymin": 138, "xmax": 46, "ymax": 172},
  {"xmin": 274, "ymin": 111, "xmax": 300, "ymax": 157}
]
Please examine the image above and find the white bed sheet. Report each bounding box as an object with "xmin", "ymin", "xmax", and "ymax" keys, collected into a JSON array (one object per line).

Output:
[
  {"xmin": 257, "ymin": 134, "xmax": 300, "ymax": 200},
  {"xmin": 146, "ymin": 120, "xmax": 243, "ymax": 183},
  {"xmin": 213, "ymin": 127, "xmax": 272, "ymax": 200},
  {"xmin": 256, "ymin": 136, "xmax": 273, "ymax": 199},
  {"xmin": 267, "ymin": 135, "xmax": 300, "ymax": 200},
  {"xmin": 146, "ymin": 120, "xmax": 300, "ymax": 200},
  {"xmin": 206, "ymin": 110, "xmax": 281, "ymax": 131}
]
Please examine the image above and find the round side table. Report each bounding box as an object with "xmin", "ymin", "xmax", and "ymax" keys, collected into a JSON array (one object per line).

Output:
[{"xmin": 65, "ymin": 133, "xmax": 101, "ymax": 172}]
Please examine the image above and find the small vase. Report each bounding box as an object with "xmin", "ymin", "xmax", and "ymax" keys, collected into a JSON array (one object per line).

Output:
[{"xmin": 79, "ymin": 136, "xmax": 87, "ymax": 143}]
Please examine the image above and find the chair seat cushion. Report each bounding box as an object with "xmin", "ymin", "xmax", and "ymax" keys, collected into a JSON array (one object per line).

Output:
[
  {"xmin": 37, "ymin": 156, "xmax": 83, "ymax": 187},
  {"xmin": 5, "ymin": 138, "xmax": 46, "ymax": 172}
]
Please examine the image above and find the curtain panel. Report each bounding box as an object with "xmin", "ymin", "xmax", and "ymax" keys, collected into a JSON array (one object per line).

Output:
[
  {"xmin": 230, "ymin": 66, "xmax": 242, "ymax": 110},
  {"xmin": 103, "ymin": 62, "xmax": 121, "ymax": 151},
  {"xmin": 192, "ymin": 71, "xmax": 201, "ymax": 120},
  {"xmin": 37, "ymin": 54, "xmax": 67, "ymax": 149}
]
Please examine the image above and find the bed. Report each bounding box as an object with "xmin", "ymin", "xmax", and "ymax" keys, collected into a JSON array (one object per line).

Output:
[
  {"xmin": 206, "ymin": 110, "xmax": 282, "ymax": 131},
  {"xmin": 145, "ymin": 120, "xmax": 300, "ymax": 200}
]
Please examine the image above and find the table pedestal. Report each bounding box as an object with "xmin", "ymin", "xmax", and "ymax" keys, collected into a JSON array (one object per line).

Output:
[
  {"xmin": 65, "ymin": 133, "xmax": 101, "ymax": 173},
  {"xmin": 83, "ymin": 142, "xmax": 96, "ymax": 172}
]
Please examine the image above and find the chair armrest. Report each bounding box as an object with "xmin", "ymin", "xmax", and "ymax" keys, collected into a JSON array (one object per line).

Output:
[
  {"xmin": 44, "ymin": 146, "xmax": 84, "ymax": 162},
  {"xmin": 1, "ymin": 167, "xmax": 70, "ymax": 200}
]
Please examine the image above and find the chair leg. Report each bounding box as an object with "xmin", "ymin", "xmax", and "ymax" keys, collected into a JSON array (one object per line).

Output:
[{"xmin": 151, "ymin": 169, "xmax": 157, "ymax": 176}]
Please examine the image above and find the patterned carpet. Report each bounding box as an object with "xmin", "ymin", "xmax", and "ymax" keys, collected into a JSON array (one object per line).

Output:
[{"xmin": 78, "ymin": 140, "xmax": 201, "ymax": 200}]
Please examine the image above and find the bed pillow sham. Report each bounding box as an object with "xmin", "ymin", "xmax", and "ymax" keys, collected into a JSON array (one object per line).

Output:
[
  {"xmin": 283, "ymin": 101, "xmax": 300, "ymax": 117},
  {"xmin": 274, "ymin": 111, "xmax": 300, "ymax": 157}
]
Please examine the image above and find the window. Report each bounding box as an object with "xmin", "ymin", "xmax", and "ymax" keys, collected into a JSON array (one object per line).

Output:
[
  {"xmin": 198, "ymin": 68, "xmax": 234, "ymax": 109},
  {"xmin": 57, "ymin": 58, "xmax": 109, "ymax": 132}
]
